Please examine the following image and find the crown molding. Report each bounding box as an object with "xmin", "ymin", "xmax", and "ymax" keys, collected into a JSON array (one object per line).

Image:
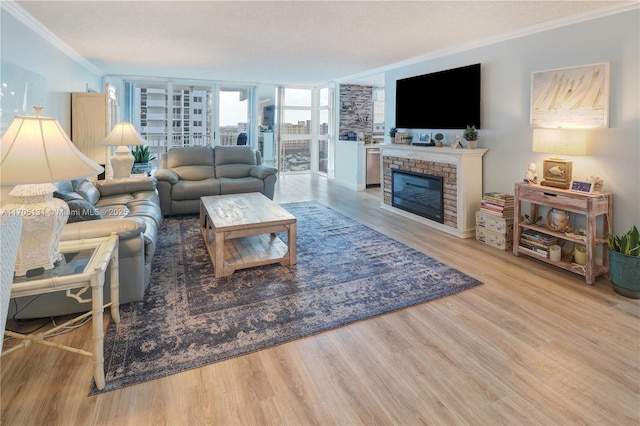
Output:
[
  {"xmin": 336, "ymin": 1, "xmax": 639, "ymax": 84},
  {"xmin": 2, "ymin": 0, "xmax": 103, "ymax": 76}
]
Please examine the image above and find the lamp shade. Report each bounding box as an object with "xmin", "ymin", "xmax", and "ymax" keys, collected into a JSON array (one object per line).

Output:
[
  {"xmin": 1, "ymin": 110, "xmax": 104, "ymax": 185},
  {"xmin": 532, "ymin": 128, "xmax": 589, "ymax": 156},
  {"xmin": 102, "ymin": 122, "xmax": 146, "ymax": 146}
]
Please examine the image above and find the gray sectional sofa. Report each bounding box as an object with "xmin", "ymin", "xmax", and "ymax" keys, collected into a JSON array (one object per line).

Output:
[
  {"xmin": 154, "ymin": 145, "xmax": 278, "ymax": 216},
  {"xmin": 8, "ymin": 177, "xmax": 162, "ymax": 319},
  {"xmin": 6, "ymin": 145, "xmax": 277, "ymax": 320}
]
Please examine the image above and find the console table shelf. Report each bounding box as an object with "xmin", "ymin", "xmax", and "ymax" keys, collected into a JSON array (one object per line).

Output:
[{"xmin": 513, "ymin": 182, "xmax": 613, "ymax": 284}]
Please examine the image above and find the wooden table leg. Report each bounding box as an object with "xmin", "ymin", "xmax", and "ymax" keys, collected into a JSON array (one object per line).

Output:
[
  {"xmin": 289, "ymin": 221, "xmax": 297, "ymax": 265},
  {"xmin": 91, "ymin": 275, "xmax": 106, "ymax": 390},
  {"xmin": 213, "ymin": 230, "xmax": 226, "ymax": 278}
]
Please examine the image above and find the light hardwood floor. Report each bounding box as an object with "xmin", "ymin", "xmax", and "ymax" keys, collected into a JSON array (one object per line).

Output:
[{"xmin": 2, "ymin": 174, "xmax": 639, "ymax": 425}]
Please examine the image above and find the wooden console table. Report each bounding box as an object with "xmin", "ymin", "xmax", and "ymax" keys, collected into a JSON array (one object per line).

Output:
[
  {"xmin": 513, "ymin": 182, "xmax": 613, "ymax": 284},
  {"xmin": 2, "ymin": 234, "xmax": 120, "ymax": 390}
]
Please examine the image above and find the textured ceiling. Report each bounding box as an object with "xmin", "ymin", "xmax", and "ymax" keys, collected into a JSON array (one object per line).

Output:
[{"xmin": 15, "ymin": 0, "xmax": 628, "ymax": 86}]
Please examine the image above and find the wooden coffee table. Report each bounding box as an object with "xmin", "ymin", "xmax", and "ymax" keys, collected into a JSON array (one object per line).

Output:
[{"xmin": 199, "ymin": 193, "xmax": 297, "ymax": 278}]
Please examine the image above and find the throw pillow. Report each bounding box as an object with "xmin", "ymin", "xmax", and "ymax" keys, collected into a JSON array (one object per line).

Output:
[
  {"xmin": 72, "ymin": 179, "xmax": 100, "ymax": 205},
  {"xmin": 53, "ymin": 192, "xmax": 103, "ymax": 223}
]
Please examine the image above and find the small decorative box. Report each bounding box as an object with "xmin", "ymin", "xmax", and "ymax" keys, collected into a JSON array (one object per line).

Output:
[{"xmin": 476, "ymin": 227, "xmax": 513, "ymax": 251}]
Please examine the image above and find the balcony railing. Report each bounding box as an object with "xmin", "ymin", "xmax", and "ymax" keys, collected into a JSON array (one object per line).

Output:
[{"xmin": 143, "ymin": 133, "xmax": 211, "ymax": 148}]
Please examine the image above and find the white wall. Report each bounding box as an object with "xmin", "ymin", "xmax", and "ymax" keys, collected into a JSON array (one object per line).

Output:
[
  {"xmin": 1, "ymin": 11, "xmax": 103, "ymax": 133},
  {"xmin": 385, "ymin": 10, "xmax": 639, "ymax": 235},
  {"xmin": 1, "ymin": 10, "xmax": 103, "ymax": 205}
]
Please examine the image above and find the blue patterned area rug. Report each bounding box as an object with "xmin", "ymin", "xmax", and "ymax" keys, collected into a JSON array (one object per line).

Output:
[{"xmin": 91, "ymin": 201, "xmax": 482, "ymax": 394}]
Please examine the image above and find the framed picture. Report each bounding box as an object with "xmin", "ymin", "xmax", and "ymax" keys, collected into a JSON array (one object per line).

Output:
[
  {"xmin": 530, "ymin": 62, "xmax": 610, "ymax": 129},
  {"xmin": 570, "ymin": 180, "xmax": 594, "ymax": 193},
  {"xmin": 394, "ymin": 132, "xmax": 410, "ymax": 144}
]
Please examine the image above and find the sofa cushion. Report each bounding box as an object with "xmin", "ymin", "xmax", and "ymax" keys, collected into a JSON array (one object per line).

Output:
[
  {"xmin": 214, "ymin": 146, "xmax": 258, "ymax": 179},
  {"xmin": 171, "ymin": 178, "xmax": 220, "ymax": 201},
  {"xmin": 133, "ymin": 191, "xmax": 160, "ymax": 204},
  {"xmin": 168, "ymin": 146, "xmax": 214, "ymax": 167},
  {"xmin": 95, "ymin": 177, "xmax": 157, "ymax": 197},
  {"xmin": 126, "ymin": 199, "xmax": 164, "ymax": 225},
  {"xmin": 95, "ymin": 204, "xmax": 130, "ymax": 219},
  {"xmin": 95, "ymin": 194, "xmax": 132, "ymax": 218},
  {"xmin": 219, "ymin": 177, "xmax": 264, "ymax": 195},
  {"xmin": 96, "ymin": 193, "xmax": 135, "ymax": 206},
  {"xmin": 166, "ymin": 146, "xmax": 215, "ymax": 180},
  {"xmin": 171, "ymin": 165, "xmax": 216, "ymax": 181},
  {"xmin": 215, "ymin": 164, "xmax": 254, "ymax": 179},
  {"xmin": 214, "ymin": 145, "xmax": 257, "ymax": 166}
]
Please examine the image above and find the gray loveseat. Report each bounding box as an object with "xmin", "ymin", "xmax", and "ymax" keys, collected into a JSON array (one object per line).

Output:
[
  {"xmin": 154, "ymin": 145, "xmax": 278, "ymax": 216},
  {"xmin": 8, "ymin": 177, "xmax": 162, "ymax": 319}
]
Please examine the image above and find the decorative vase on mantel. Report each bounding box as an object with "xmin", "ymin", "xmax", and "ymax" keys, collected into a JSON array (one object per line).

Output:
[{"xmin": 467, "ymin": 139, "xmax": 478, "ymax": 149}]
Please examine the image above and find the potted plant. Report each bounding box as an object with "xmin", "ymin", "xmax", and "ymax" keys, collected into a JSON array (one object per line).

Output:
[
  {"xmin": 607, "ymin": 225, "xmax": 640, "ymax": 298},
  {"xmin": 463, "ymin": 125, "xmax": 478, "ymax": 148},
  {"xmin": 434, "ymin": 133, "xmax": 444, "ymax": 147},
  {"xmin": 131, "ymin": 145, "xmax": 156, "ymax": 175},
  {"xmin": 388, "ymin": 127, "xmax": 397, "ymax": 142}
]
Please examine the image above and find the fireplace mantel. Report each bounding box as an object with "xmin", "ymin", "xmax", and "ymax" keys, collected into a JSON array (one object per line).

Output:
[{"xmin": 379, "ymin": 144, "xmax": 488, "ymax": 238}]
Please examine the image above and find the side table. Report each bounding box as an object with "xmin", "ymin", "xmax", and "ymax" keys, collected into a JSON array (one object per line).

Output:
[
  {"xmin": 513, "ymin": 182, "xmax": 612, "ymax": 284},
  {"xmin": 2, "ymin": 234, "xmax": 120, "ymax": 390}
]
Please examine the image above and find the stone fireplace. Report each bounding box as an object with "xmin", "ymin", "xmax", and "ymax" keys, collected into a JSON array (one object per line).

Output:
[{"xmin": 379, "ymin": 145, "xmax": 487, "ymax": 238}]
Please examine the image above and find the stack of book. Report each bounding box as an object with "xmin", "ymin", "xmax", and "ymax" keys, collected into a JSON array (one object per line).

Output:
[
  {"xmin": 480, "ymin": 192, "xmax": 514, "ymax": 218},
  {"xmin": 519, "ymin": 229, "xmax": 558, "ymax": 258}
]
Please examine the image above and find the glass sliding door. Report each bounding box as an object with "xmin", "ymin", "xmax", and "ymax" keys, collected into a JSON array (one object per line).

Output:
[
  {"xmin": 125, "ymin": 80, "xmax": 259, "ymax": 149},
  {"xmin": 317, "ymin": 86, "xmax": 331, "ymax": 174},
  {"xmin": 279, "ymin": 87, "xmax": 312, "ymax": 172},
  {"xmin": 218, "ymin": 87, "xmax": 252, "ymax": 146}
]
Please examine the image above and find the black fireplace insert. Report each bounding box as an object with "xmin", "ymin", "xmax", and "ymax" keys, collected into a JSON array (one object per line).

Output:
[{"xmin": 392, "ymin": 170, "xmax": 444, "ymax": 223}]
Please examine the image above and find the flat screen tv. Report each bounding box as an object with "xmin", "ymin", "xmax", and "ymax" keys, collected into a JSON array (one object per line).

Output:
[{"xmin": 395, "ymin": 63, "xmax": 481, "ymax": 130}]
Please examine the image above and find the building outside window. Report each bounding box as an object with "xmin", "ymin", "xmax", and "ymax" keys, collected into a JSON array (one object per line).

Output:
[
  {"xmin": 279, "ymin": 87, "xmax": 312, "ymax": 172},
  {"xmin": 125, "ymin": 81, "xmax": 332, "ymax": 175},
  {"xmin": 127, "ymin": 83, "xmax": 213, "ymax": 152}
]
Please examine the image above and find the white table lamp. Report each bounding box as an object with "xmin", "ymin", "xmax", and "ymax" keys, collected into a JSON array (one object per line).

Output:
[
  {"xmin": 102, "ymin": 122, "xmax": 146, "ymax": 178},
  {"xmin": 0, "ymin": 107, "xmax": 104, "ymax": 276},
  {"xmin": 532, "ymin": 128, "xmax": 589, "ymax": 189}
]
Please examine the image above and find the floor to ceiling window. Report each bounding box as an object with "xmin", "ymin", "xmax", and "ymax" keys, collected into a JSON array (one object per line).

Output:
[
  {"xmin": 278, "ymin": 87, "xmax": 312, "ymax": 172},
  {"xmin": 276, "ymin": 85, "xmax": 333, "ymax": 174},
  {"xmin": 317, "ymin": 86, "xmax": 331, "ymax": 174},
  {"xmin": 218, "ymin": 87, "xmax": 251, "ymax": 146},
  {"xmin": 124, "ymin": 80, "xmax": 333, "ymax": 174},
  {"xmin": 124, "ymin": 81, "xmax": 255, "ymax": 159}
]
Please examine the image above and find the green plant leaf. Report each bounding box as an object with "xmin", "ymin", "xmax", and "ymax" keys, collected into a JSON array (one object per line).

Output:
[{"xmin": 608, "ymin": 225, "xmax": 640, "ymax": 257}]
